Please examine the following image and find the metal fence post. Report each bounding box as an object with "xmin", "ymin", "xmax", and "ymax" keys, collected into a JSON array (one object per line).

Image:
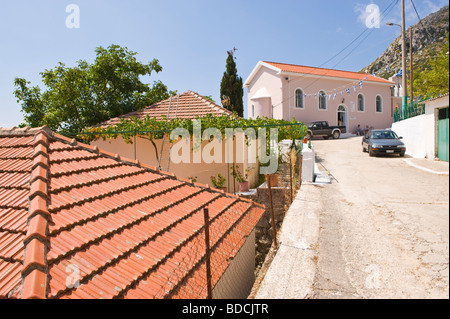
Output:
[
  {"xmin": 133, "ymin": 130, "xmax": 137, "ymax": 160},
  {"xmin": 289, "ymin": 151, "xmax": 293, "ymax": 203},
  {"xmin": 265, "ymin": 174, "xmax": 278, "ymax": 247},
  {"xmin": 203, "ymin": 208, "xmax": 213, "ymax": 299}
]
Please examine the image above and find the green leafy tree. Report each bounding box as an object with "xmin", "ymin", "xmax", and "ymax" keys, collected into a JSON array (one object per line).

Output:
[
  {"xmin": 220, "ymin": 49, "xmax": 244, "ymax": 117},
  {"xmin": 14, "ymin": 44, "xmax": 173, "ymax": 135},
  {"xmin": 413, "ymin": 32, "xmax": 449, "ymax": 99}
]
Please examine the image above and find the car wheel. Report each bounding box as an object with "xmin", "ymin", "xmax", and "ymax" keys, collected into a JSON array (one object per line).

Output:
[
  {"xmin": 400, "ymin": 152, "xmax": 405, "ymax": 157},
  {"xmin": 306, "ymin": 132, "xmax": 312, "ymax": 140},
  {"xmin": 369, "ymin": 146, "xmax": 375, "ymax": 157},
  {"xmin": 332, "ymin": 131, "xmax": 340, "ymax": 139}
]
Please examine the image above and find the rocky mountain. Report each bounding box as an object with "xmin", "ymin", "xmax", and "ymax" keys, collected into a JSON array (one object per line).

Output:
[{"xmin": 361, "ymin": 5, "xmax": 449, "ymax": 79}]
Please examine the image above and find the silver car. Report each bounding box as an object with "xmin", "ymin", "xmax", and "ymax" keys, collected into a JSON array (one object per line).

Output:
[{"xmin": 362, "ymin": 129, "xmax": 406, "ymax": 157}]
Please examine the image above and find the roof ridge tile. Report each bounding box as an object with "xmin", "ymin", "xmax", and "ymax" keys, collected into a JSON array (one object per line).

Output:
[
  {"xmin": 21, "ymin": 130, "xmax": 51, "ymax": 299},
  {"xmin": 29, "ymin": 179, "xmax": 48, "ymax": 201},
  {"xmin": 31, "ymin": 154, "xmax": 49, "ymax": 171},
  {"xmin": 30, "ymin": 165, "xmax": 48, "ymax": 184},
  {"xmin": 33, "ymin": 132, "xmax": 49, "ymax": 147},
  {"xmin": 22, "ymin": 238, "xmax": 46, "ymax": 275},
  {"xmin": 20, "ymin": 268, "xmax": 47, "ymax": 299},
  {"xmin": 33, "ymin": 144, "xmax": 47, "ymax": 158},
  {"xmin": 193, "ymin": 182, "xmax": 210, "ymax": 189},
  {"xmin": 28, "ymin": 196, "xmax": 50, "ymax": 220},
  {"xmin": 23, "ymin": 214, "xmax": 48, "ymax": 244}
]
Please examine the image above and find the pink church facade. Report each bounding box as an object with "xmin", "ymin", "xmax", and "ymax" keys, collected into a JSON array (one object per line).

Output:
[{"xmin": 244, "ymin": 61, "xmax": 402, "ymax": 133}]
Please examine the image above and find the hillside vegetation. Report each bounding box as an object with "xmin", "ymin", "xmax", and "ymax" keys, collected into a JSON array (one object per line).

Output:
[{"xmin": 361, "ymin": 5, "xmax": 449, "ymax": 99}]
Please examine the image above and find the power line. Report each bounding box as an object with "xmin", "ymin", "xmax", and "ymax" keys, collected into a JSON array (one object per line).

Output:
[
  {"xmin": 410, "ymin": 0, "xmax": 430, "ymax": 40},
  {"xmin": 319, "ymin": 0, "xmax": 399, "ymax": 69},
  {"xmin": 410, "ymin": 0, "xmax": 425, "ymax": 29},
  {"xmin": 304, "ymin": 0, "xmax": 398, "ymax": 87},
  {"xmin": 269, "ymin": 0, "xmax": 399, "ymax": 110}
]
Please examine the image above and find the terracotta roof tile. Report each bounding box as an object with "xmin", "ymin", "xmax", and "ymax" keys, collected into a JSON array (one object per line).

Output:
[
  {"xmin": 0, "ymin": 259, "xmax": 22, "ymax": 297},
  {"xmin": 263, "ymin": 61, "xmax": 395, "ymax": 84},
  {"xmin": 0, "ymin": 208, "xmax": 28, "ymax": 233},
  {"xmin": 97, "ymin": 90, "xmax": 233, "ymax": 128},
  {"xmin": 0, "ymin": 231, "xmax": 25, "ymax": 260},
  {"xmin": 0, "ymin": 159, "xmax": 32, "ymax": 172},
  {"xmin": 0, "ymin": 126, "xmax": 264, "ymax": 299},
  {"xmin": 0, "ymin": 188, "xmax": 29, "ymax": 208}
]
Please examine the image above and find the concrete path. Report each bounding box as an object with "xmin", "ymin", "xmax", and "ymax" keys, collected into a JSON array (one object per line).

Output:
[{"xmin": 253, "ymin": 183, "xmax": 322, "ymax": 299}]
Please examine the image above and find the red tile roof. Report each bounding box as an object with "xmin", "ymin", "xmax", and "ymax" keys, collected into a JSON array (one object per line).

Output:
[
  {"xmin": 98, "ymin": 90, "xmax": 233, "ymax": 128},
  {"xmin": 0, "ymin": 126, "xmax": 264, "ymax": 299},
  {"xmin": 262, "ymin": 61, "xmax": 395, "ymax": 85}
]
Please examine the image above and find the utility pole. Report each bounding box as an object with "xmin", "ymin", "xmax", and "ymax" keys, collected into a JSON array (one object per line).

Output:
[
  {"xmin": 401, "ymin": 0, "xmax": 408, "ymax": 119},
  {"xmin": 410, "ymin": 27, "xmax": 414, "ymax": 115}
]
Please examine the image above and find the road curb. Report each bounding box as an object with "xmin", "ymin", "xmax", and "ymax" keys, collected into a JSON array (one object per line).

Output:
[{"xmin": 403, "ymin": 159, "xmax": 449, "ymax": 175}]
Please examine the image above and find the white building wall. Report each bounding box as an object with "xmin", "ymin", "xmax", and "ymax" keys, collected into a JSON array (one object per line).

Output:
[
  {"xmin": 391, "ymin": 113, "xmax": 435, "ymax": 158},
  {"xmin": 212, "ymin": 229, "xmax": 256, "ymax": 299},
  {"xmin": 247, "ymin": 67, "xmax": 282, "ymax": 119},
  {"xmin": 391, "ymin": 95, "xmax": 449, "ymax": 159}
]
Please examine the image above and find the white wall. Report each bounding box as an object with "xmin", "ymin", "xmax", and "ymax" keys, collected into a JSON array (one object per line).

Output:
[
  {"xmin": 247, "ymin": 67, "xmax": 282, "ymax": 119},
  {"xmin": 212, "ymin": 229, "xmax": 256, "ymax": 299},
  {"xmin": 391, "ymin": 113, "xmax": 435, "ymax": 158}
]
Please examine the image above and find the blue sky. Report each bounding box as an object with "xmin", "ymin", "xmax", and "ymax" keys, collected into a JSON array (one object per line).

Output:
[{"xmin": 0, "ymin": 0, "xmax": 448, "ymax": 127}]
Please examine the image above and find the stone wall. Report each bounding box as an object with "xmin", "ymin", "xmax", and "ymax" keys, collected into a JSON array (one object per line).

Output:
[
  {"xmin": 254, "ymin": 160, "xmax": 301, "ymax": 272},
  {"xmin": 254, "ymin": 185, "xmax": 288, "ymax": 268},
  {"xmin": 240, "ymin": 147, "xmax": 302, "ymax": 276}
]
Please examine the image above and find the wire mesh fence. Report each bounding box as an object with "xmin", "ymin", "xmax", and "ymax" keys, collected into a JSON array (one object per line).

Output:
[{"xmin": 139, "ymin": 200, "xmax": 262, "ymax": 299}]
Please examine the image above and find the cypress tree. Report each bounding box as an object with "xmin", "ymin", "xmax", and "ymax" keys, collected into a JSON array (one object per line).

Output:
[{"xmin": 220, "ymin": 49, "xmax": 243, "ymax": 117}]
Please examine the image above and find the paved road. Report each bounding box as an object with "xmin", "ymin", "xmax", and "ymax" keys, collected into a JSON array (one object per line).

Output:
[{"xmin": 310, "ymin": 136, "xmax": 449, "ymax": 298}]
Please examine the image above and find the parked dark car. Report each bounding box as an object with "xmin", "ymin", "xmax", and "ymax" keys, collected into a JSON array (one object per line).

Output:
[
  {"xmin": 362, "ymin": 129, "xmax": 406, "ymax": 157},
  {"xmin": 306, "ymin": 121, "xmax": 346, "ymax": 139}
]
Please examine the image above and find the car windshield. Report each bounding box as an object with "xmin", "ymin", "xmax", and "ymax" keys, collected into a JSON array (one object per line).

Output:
[{"xmin": 371, "ymin": 130, "xmax": 398, "ymax": 139}]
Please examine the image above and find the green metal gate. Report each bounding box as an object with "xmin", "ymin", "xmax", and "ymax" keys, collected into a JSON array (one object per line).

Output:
[{"xmin": 438, "ymin": 107, "xmax": 449, "ymax": 162}]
